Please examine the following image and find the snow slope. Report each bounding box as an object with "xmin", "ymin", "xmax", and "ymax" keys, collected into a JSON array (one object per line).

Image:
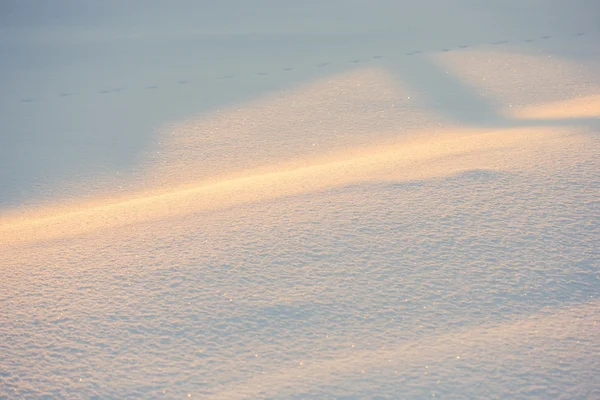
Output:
[{"xmin": 1, "ymin": 1, "xmax": 599, "ymax": 398}]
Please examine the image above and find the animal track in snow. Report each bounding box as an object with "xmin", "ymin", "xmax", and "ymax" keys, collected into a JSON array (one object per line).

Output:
[{"xmin": 14, "ymin": 30, "xmax": 593, "ymax": 104}]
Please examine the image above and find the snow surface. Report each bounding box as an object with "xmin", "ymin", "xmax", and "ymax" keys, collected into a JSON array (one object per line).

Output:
[{"xmin": 1, "ymin": 1, "xmax": 599, "ymax": 398}]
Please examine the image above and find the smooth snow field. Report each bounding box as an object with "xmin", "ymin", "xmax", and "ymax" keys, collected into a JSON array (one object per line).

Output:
[{"xmin": 1, "ymin": 1, "xmax": 599, "ymax": 398}]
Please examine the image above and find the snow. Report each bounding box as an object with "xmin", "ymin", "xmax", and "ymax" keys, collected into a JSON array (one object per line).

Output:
[{"xmin": 1, "ymin": 1, "xmax": 599, "ymax": 398}]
